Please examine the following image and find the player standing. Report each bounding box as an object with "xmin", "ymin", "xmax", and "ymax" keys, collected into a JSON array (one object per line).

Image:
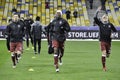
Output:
[
  {"xmin": 31, "ymin": 16, "xmax": 42, "ymax": 54},
  {"xmin": 24, "ymin": 15, "xmax": 34, "ymax": 50}
]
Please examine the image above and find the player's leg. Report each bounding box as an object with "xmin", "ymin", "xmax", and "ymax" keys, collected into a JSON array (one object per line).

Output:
[
  {"xmin": 29, "ymin": 32, "xmax": 33, "ymax": 46},
  {"xmin": 6, "ymin": 37, "xmax": 10, "ymax": 52},
  {"xmin": 21, "ymin": 41, "xmax": 24, "ymax": 54},
  {"xmin": 100, "ymin": 41, "xmax": 107, "ymax": 71},
  {"xmin": 26, "ymin": 33, "xmax": 29, "ymax": 49},
  {"xmin": 58, "ymin": 42, "xmax": 65, "ymax": 65},
  {"xmin": 10, "ymin": 42, "xmax": 16, "ymax": 68},
  {"xmin": 11, "ymin": 53, "xmax": 16, "ymax": 68},
  {"xmin": 101, "ymin": 50, "xmax": 107, "ymax": 71},
  {"xmin": 14, "ymin": 52, "xmax": 18, "ymax": 63},
  {"xmin": 54, "ymin": 47, "xmax": 59, "ymax": 72},
  {"xmin": 33, "ymin": 39, "xmax": 37, "ymax": 54},
  {"xmin": 38, "ymin": 39, "xmax": 41, "ymax": 54},
  {"xmin": 16, "ymin": 42, "xmax": 23, "ymax": 60},
  {"xmin": 106, "ymin": 42, "xmax": 111, "ymax": 58},
  {"xmin": 52, "ymin": 40, "xmax": 59, "ymax": 72},
  {"xmin": 47, "ymin": 34, "xmax": 50, "ymax": 45}
]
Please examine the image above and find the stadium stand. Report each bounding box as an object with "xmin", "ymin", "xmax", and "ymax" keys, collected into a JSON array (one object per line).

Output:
[
  {"xmin": 0, "ymin": 0, "xmax": 90, "ymax": 26},
  {"xmin": 0, "ymin": 0, "xmax": 120, "ymax": 26},
  {"xmin": 106, "ymin": 0, "xmax": 120, "ymax": 26}
]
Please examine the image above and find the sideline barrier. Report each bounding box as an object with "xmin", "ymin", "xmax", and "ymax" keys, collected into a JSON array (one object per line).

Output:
[{"xmin": 0, "ymin": 26, "xmax": 120, "ymax": 39}]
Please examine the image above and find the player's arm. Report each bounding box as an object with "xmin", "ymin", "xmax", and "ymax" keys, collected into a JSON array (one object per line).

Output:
[
  {"xmin": 110, "ymin": 23, "xmax": 117, "ymax": 38},
  {"xmin": 5, "ymin": 25, "xmax": 11, "ymax": 36},
  {"xmin": 22, "ymin": 24, "xmax": 25, "ymax": 37},
  {"xmin": 30, "ymin": 19, "xmax": 34, "ymax": 25},
  {"xmin": 61, "ymin": 19, "xmax": 70, "ymax": 32},
  {"xmin": 30, "ymin": 23, "xmax": 34, "ymax": 35},
  {"xmin": 64, "ymin": 21, "xmax": 71, "ymax": 32},
  {"xmin": 94, "ymin": 7, "xmax": 101, "ymax": 25},
  {"xmin": 41, "ymin": 25, "xmax": 46, "ymax": 35},
  {"xmin": 111, "ymin": 23, "xmax": 117, "ymax": 32},
  {"xmin": 44, "ymin": 23, "xmax": 51, "ymax": 33}
]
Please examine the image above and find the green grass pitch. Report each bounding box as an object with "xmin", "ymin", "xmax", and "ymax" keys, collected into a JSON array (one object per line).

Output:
[{"xmin": 0, "ymin": 40, "xmax": 120, "ymax": 80}]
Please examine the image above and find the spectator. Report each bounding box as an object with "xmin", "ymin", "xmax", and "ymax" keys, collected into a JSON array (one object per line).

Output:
[
  {"xmin": 73, "ymin": 9, "xmax": 78, "ymax": 18},
  {"xmin": 100, "ymin": 0, "xmax": 106, "ymax": 11},
  {"xmin": 89, "ymin": 0, "xmax": 93, "ymax": 9},
  {"xmin": 12, "ymin": 6, "xmax": 17, "ymax": 14},
  {"xmin": 45, "ymin": 2, "xmax": 49, "ymax": 9},
  {"xmin": 65, "ymin": 8, "xmax": 71, "ymax": 20}
]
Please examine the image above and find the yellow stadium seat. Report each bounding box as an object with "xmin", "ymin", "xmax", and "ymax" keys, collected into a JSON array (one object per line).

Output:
[
  {"xmin": 10, "ymin": 0, "xmax": 13, "ymax": 3},
  {"xmin": 80, "ymin": 16, "xmax": 85, "ymax": 26},
  {"xmin": 76, "ymin": 18, "xmax": 81, "ymax": 26},
  {"xmin": 2, "ymin": 0, "xmax": 118, "ymax": 26}
]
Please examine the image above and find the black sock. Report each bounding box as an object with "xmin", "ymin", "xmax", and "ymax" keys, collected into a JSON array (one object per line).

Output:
[
  {"xmin": 11, "ymin": 54, "xmax": 16, "ymax": 66},
  {"xmin": 54, "ymin": 55, "xmax": 58, "ymax": 69},
  {"xmin": 15, "ymin": 53, "xmax": 18, "ymax": 60},
  {"xmin": 101, "ymin": 56, "xmax": 106, "ymax": 68}
]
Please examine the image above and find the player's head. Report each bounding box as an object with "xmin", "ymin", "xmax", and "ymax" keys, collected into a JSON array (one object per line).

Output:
[
  {"xmin": 56, "ymin": 10, "xmax": 62, "ymax": 18},
  {"xmin": 36, "ymin": 16, "xmax": 40, "ymax": 21},
  {"xmin": 12, "ymin": 13, "xmax": 20, "ymax": 22},
  {"xmin": 101, "ymin": 14, "xmax": 108, "ymax": 24}
]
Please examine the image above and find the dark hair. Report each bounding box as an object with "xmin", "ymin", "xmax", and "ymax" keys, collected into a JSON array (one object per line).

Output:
[
  {"xmin": 36, "ymin": 16, "xmax": 40, "ymax": 21},
  {"xmin": 13, "ymin": 12, "xmax": 20, "ymax": 18},
  {"xmin": 8, "ymin": 19, "xmax": 12, "ymax": 23}
]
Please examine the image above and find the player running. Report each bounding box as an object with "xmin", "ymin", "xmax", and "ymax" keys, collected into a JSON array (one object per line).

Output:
[
  {"xmin": 6, "ymin": 13, "xmax": 25, "ymax": 68},
  {"xmin": 94, "ymin": 7, "xmax": 117, "ymax": 71},
  {"xmin": 48, "ymin": 10, "xmax": 70, "ymax": 72}
]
